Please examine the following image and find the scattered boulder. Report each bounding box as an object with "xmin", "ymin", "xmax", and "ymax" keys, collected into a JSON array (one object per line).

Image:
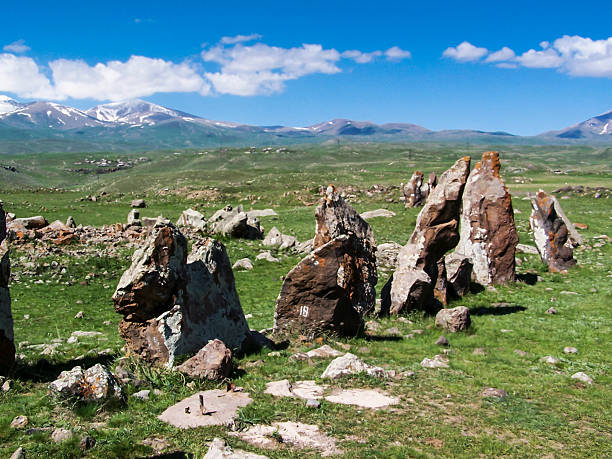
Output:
[
  {"xmin": 480, "ymin": 387, "xmax": 507, "ymax": 399},
  {"xmin": 9, "ymin": 447, "xmax": 25, "ymax": 459},
  {"xmin": 435, "ymin": 335, "xmax": 449, "ymax": 346},
  {"xmin": 8, "ymin": 215, "xmax": 48, "ymax": 230},
  {"xmin": 209, "ymin": 205, "xmax": 263, "ymax": 239},
  {"xmin": 131, "ymin": 199, "xmax": 146, "ymax": 208},
  {"xmin": 176, "ymin": 339, "xmax": 232, "ymax": 380},
  {"xmin": 51, "ymin": 428, "xmax": 73, "ymax": 443},
  {"xmin": 176, "ymin": 208, "xmax": 206, "ymax": 231},
  {"xmin": 255, "ymin": 251, "xmax": 280, "ymax": 263},
  {"xmin": 204, "ymin": 437, "xmax": 269, "ymax": 459},
  {"xmin": 112, "ymin": 221, "xmax": 251, "ymax": 366},
  {"xmin": 303, "ymin": 344, "xmax": 343, "ymax": 359},
  {"xmin": 264, "ymin": 379, "xmax": 326, "ymax": 400},
  {"xmin": 382, "ymin": 157, "xmax": 470, "ymax": 315},
  {"xmin": 421, "ymin": 355, "xmax": 450, "ymax": 368},
  {"xmin": 158, "ymin": 389, "xmax": 252, "ymax": 428},
  {"xmin": 232, "ymin": 421, "xmax": 342, "ymax": 457},
  {"xmin": 403, "ymin": 171, "xmax": 426, "ymax": 207},
  {"xmin": 563, "ymin": 346, "xmax": 578, "ymax": 354},
  {"xmin": 571, "ymin": 372, "xmax": 593, "ymax": 385},
  {"xmin": 320, "ymin": 353, "xmax": 385, "ymax": 379},
  {"xmin": 262, "ymin": 227, "xmax": 297, "ymax": 250},
  {"xmin": 360, "ymin": 209, "xmax": 396, "ymax": 220},
  {"xmin": 132, "ymin": 389, "xmax": 151, "ymax": 401},
  {"xmin": 376, "ymin": 242, "xmax": 402, "ymax": 267},
  {"xmin": 455, "ymin": 151, "xmax": 518, "ymax": 285},
  {"xmin": 546, "ymin": 307, "xmax": 558, "ymax": 315},
  {"xmin": 127, "ymin": 209, "xmax": 141, "ymax": 226},
  {"xmin": 10, "ymin": 415, "xmax": 28, "ymax": 429},
  {"xmin": 0, "ymin": 202, "xmax": 15, "ymax": 375},
  {"xmin": 516, "ymin": 243, "xmax": 539, "ymax": 255},
  {"xmin": 49, "ymin": 364, "xmax": 123, "ymax": 402},
  {"xmin": 435, "ymin": 306, "xmax": 471, "ymax": 332},
  {"xmin": 529, "ymin": 190, "xmax": 577, "ymax": 272},
  {"xmin": 233, "ymin": 258, "xmax": 254, "ymax": 271},
  {"xmin": 246, "ymin": 208, "xmax": 278, "ymax": 219}
]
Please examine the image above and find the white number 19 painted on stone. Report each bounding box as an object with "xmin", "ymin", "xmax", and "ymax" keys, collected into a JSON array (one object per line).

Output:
[{"xmin": 299, "ymin": 305, "xmax": 309, "ymax": 317}]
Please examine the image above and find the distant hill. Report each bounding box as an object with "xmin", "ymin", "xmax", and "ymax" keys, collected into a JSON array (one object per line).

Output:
[{"xmin": 0, "ymin": 95, "xmax": 610, "ymax": 153}]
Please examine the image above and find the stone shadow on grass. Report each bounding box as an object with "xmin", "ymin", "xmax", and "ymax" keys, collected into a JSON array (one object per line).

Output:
[
  {"xmin": 471, "ymin": 304, "xmax": 527, "ymax": 316},
  {"xmin": 517, "ymin": 272, "xmax": 538, "ymax": 285}
]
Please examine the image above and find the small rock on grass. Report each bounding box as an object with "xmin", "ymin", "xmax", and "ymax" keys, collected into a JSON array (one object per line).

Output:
[
  {"xmin": 546, "ymin": 307, "xmax": 558, "ymax": 315},
  {"xmin": 74, "ymin": 311, "xmax": 84, "ymax": 319},
  {"xmin": 541, "ymin": 355, "xmax": 559, "ymax": 365},
  {"xmin": 51, "ymin": 428, "xmax": 73, "ymax": 443},
  {"xmin": 306, "ymin": 399, "xmax": 321, "ymax": 409},
  {"xmin": 10, "ymin": 416, "xmax": 28, "ymax": 429},
  {"xmin": 480, "ymin": 387, "xmax": 507, "ymax": 399},
  {"xmin": 473, "ymin": 348, "xmax": 486, "ymax": 355},
  {"xmin": 514, "ymin": 349, "xmax": 528, "ymax": 356},
  {"xmin": 563, "ymin": 346, "xmax": 578, "ymax": 354},
  {"xmin": 80, "ymin": 436, "xmax": 96, "ymax": 451},
  {"xmin": 132, "ymin": 389, "xmax": 150, "ymax": 401},
  {"xmin": 204, "ymin": 437, "xmax": 269, "ymax": 458},
  {"xmin": 232, "ymin": 258, "xmax": 254, "ymax": 271},
  {"xmin": 435, "ymin": 336, "xmax": 449, "ymax": 346},
  {"xmin": 571, "ymin": 372, "xmax": 593, "ymax": 385},
  {"xmin": 10, "ymin": 447, "xmax": 25, "ymax": 459},
  {"xmin": 421, "ymin": 355, "xmax": 449, "ymax": 369}
]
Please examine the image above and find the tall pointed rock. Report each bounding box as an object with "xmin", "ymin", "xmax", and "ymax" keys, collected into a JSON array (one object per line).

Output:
[{"xmin": 0, "ymin": 202, "xmax": 15, "ymax": 374}]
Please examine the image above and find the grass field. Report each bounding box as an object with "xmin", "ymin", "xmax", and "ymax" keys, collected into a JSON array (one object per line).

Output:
[{"xmin": 0, "ymin": 143, "xmax": 611, "ymax": 458}]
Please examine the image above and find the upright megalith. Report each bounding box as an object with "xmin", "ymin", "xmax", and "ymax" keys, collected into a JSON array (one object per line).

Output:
[
  {"xmin": 274, "ymin": 186, "xmax": 377, "ymax": 336},
  {"xmin": 382, "ymin": 157, "xmax": 471, "ymax": 315},
  {"xmin": 209, "ymin": 205, "xmax": 263, "ymax": 239},
  {"xmin": 0, "ymin": 202, "xmax": 15, "ymax": 374},
  {"xmin": 112, "ymin": 220, "xmax": 250, "ymax": 366},
  {"xmin": 403, "ymin": 171, "xmax": 426, "ymax": 207},
  {"xmin": 529, "ymin": 190, "xmax": 577, "ymax": 272},
  {"xmin": 455, "ymin": 151, "xmax": 518, "ymax": 285}
]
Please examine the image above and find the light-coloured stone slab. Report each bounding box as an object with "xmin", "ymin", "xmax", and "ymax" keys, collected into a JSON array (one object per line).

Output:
[{"xmin": 324, "ymin": 388, "xmax": 399, "ymax": 409}]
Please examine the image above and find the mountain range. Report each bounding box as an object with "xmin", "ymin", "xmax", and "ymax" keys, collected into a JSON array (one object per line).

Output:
[{"xmin": 0, "ymin": 95, "xmax": 610, "ymax": 153}]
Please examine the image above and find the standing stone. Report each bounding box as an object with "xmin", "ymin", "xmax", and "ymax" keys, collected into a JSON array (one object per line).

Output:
[
  {"xmin": 112, "ymin": 221, "xmax": 251, "ymax": 366},
  {"xmin": 433, "ymin": 258, "xmax": 448, "ymax": 306},
  {"xmin": 456, "ymin": 151, "xmax": 518, "ymax": 285},
  {"xmin": 529, "ymin": 190, "xmax": 577, "ymax": 272},
  {"xmin": 444, "ymin": 253, "xmax": 473, "ymax": 297},
  {"xmin": 382, "ymin": 157, "xmax": 471, "ymax": 315},
  {"xmin": 274, "ymin": 186, "xmax": 377, "ymax": 336},
  {"xmin": 1, "ymin": 203, "xmax": 15, "ymax": 374},
  {"xmin": 210, "ymin": 205, "xmax": 263, "ymax": 239},
  {"xmin": 403, "ymin": 171, "xmax": 426, "ymax": 207},
  {"xmin": 435, "ymin": 306, "xmax": 471, "ymax": 332},
  {"xmin": 127, "ymin": 208, "xmax": 141, "ymax": 226}
]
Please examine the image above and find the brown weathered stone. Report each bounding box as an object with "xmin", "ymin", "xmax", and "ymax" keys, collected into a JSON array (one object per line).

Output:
[
  {"xmin": 0, "ymin": 202, "xmax": 14, "ymax": 375},
  {"xmin": 433, "ymin": 258, "xmax": 448, "ymax": 306},
  {"xmin": 176, "ymin": 339, "xmax": 232, "ymax": 380},
  {"xmin": 274, "ymin": 235, "xmax": 368, "ymax": 336},
  {"xmin": 456, "ymin": 151, "xmax": 518, "ymax": 285},
  {"xmin": 403, "ymin": 171, "xmax": 426, "ymax": 207},
  {"xmin": 113, "ymin": 221, "xmax": 251, "ymax": 366},
  {"xmin": 529, "ymin": 190, "xmax": 576, "ymax": 272},
  {"xmin": 382, "ymin": 157, "xmax": 471, "ymax": 315},
  {"xmin": 444, "ymin": 252, "xmax": 473, "ymax": 297}
]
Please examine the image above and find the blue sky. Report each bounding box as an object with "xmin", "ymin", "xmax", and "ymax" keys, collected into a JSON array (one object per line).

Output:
[{"xmin": 1, "ymin": 0, "xmax": 610, "ymax": 135}]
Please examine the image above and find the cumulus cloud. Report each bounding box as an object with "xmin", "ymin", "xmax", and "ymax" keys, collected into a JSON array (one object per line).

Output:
[
  {"xmin": 442, "ymin": 41, "xmax": 488, "ymax": 62},
  {"xmin": 220, "ymin": 34, "xmax": 262, "ymax": 45},
  {"xmin": 3, "ymin": 39, "xmax": 30, "ymax": 54},
  {"xmin": 342, "ymin": 49, "xmax": 383, "ymax": 63},
  {"xmin": 485, "ymin": 46, "xmax": 515, "ymax": 63},
  {"xmin": 450, "ymin": 35, "xmax": 612, "ymax": 78},
  {"xmin": 385, "ymin": 46, "xmax": 411, "ymax": 61},
  {"xmin": 0, "ymin": 35, "xmax": 411, "ymax": 100}
]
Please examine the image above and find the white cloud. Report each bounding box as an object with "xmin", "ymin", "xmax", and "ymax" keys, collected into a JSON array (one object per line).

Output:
[
  {"xmin": 451, "ymin": 35, "xmax": 612, "ymax": 78},
  {"xmin": 220, "ymin": 34, "xmax": 262, "ymax": 45},
  {"xmin": 202, "ymin": 42, "xmax": 342, "ymax": 95},
  {"xmin": 385, "ymin": 46, "xmax": 411, "ymax": 61},
  {"xmin": 0, "ymin": 53, "xmax": 55, "ymax": 98},
  {"xmin": 342, "ymin": 50, "xmax": 382, "ymax": 63},
  {"xmin": 3, "ymin": 39, "xmax": 30, "ymax": 54},
  {"xmin": 517, "ymin": 48, "xmax": 563, "ymax": 68},
  {"xmin": 442, "ymin": 41, "xmax": 488, "ymax": 62},
  {"xmin": 485, "ymin": 46, "xmax": 515, "ymax": 63}
]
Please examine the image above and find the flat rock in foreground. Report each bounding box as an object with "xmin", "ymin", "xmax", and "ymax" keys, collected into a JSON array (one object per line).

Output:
[
  {"xmin": 232, "ymin": 421, "xmax": 342, "ymax": 457},
  {"xmin": 204, "ymin": 438, "xmax": 269, "ymax": 459},
  {"xmin": 158, "ymin": 389, "xmax": 252, "ymax": 428},
  {"xmin": 325, "ymin": 388, "xmax": 399, "ymax": 409}
]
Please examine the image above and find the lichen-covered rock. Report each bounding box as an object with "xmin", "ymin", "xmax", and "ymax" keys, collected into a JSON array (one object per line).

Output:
[
  {"xmin": 435, "ymin": 306, "xmax": 471, "ymax": 332},
  {"xmin": 529, "ymin": 190, "xmax": 577, "ymax": 272},
  {"xmin": 209, "ymin": 205, "xmax": 262, "ymax": 239},
  {"xmin": 274, "ymin": 235, "xmax": 367, "ymax": 336},
  {"xmin": 49, "ymin": 364, "xmax": 123, "ymax": 402},
  {"xmin": 456, "ymin": 151, "xmax": 518, "ymax": 285},
  {"xmin": 176, "ymin": 339, "xmax": 232, "ymax": 380},
  {"xmin": 176, "ymin": 208, "xmax": 206, "ymax": 230},
  {"xmin": 0, "ymin": 203, "xmax": 14, "ymax": 375},
  {"xmin": 113, "ymin": 221, "xmax": 251, "ymax": 366},
  {"xmin": 403, "ymin": 171, "xmax": 426, "ymax": 207},
  {"xmin": 263, "ymin": 227, "xmax": 297, "ymax": 250},
  {"xmin": 274, "ymin": 187, "xmax": 377, "ymax": 336},
  {"xmin": 382, "ymin": 157, "xmax": 471, "ymax": 315},
  {"xmin": 320, "ymin": 353, "xmax": 385, "ymax": 379}
]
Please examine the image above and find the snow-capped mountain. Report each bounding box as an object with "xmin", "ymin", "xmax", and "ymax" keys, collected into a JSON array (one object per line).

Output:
[
  {"xmin": 302, "ymin": 118, "xmax": 431, "ymax": 136},
  {"xmin": 86, "ymin": 99, "xmax": 200, "ymax": 126},
  {"xmin": 539, "ymin": 110, "xmax": 612, "ymax": 139},
  {"xmin": 0, "ymin": 100, "xmax": 106, "ymax": 130},
  {"xmin": 0, "ymin": 95, "xmax": 26, "ymax": 114}
]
